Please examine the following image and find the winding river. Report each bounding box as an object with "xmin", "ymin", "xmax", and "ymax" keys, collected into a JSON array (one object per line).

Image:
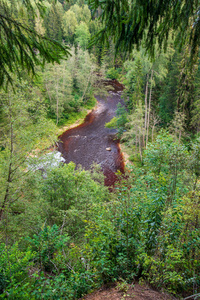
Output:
[{"xmin": 58, "ymin": 80, "xmax": 125, "ymax": 186}]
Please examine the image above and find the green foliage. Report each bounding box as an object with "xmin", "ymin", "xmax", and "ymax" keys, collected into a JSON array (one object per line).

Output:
[
  {"xmin": 27, "ymin": 225, "xmax": 69, "ymax": 272},
  {"xmin": 144, "ymin": 131, "xmax": 174, "ymax": 175},
  {"xmin": 42, "ymin": 47, "xmax": 98, "ymax": 124},
  {"xmin": 141, "ymin": 190, "xmax": 200, "ymax": 293},
  {"xmin": 0, "ymin": 242, "xmax": 35, "ymax": 298},
  {"xmin": 144, "ymin": 131, "xmax": 189, "ymax": 201},
  {"xmin": 40, "ymin": 162, "xmax": 108, "ymax": 237},
  {"xmin": 123, "ymin": 54, "xmax": 144, "ymax": 110},
  {"xmin": 0, "ymin": 81, "xmax": 57, "ymax": 231},
  {"xmin": 62, "ymin": 9, "xmax": 78, "ymax": 43},
  {"xmin": 158, "ymin": 52, "xmax": 180, "ymax": 125},
  {"xmin": 1, "ymin": 1, "xmax": 200, "ymax": 298},
  {"xmin": 62, "ymin": 3, "xmax": 93, "ymax": 46},
  {"xmin": 188, "ymin": 137, "xmax": 200, "ymax": 189},
  {"xmin": 116, "ymin": 103, "xmax": 128, "ymax": 136},
  {"xmin": 105, "ymin": 103, "xmax": 127, "ymax": 137},
  {"xmin": 44, "ymin": 2, "xmax": 64, "ymax": 42},
  {"xmin": 75, "ymin": 22, "xmax": 91, "ymax": 49},
  {"xmin": 88, "ymin": 0, "xmax": 200, "ymax": 64},
  {"xmin": 0, "ymin": 130, "xmax": 200, "ymax": 297},
  {"xmin": 81, "ymin": 182, "xmax": 142, "ymax": 283},
  {"xmin": 0, "ymin": 0, "xmax": 69, "ymax": 88},
  {"xmin": 106, "ymin": 67, "xmax": 120, "ymax": 80},
  {"xmin": 123, "ymin": 100, "xmax": 145, "ymax": 162},
  {"xmin": 191, "ymin": 57, "xmax": 200, "ymax": 131},
  {"xmin": 105, "ymin": 117, "xmax": 117, "ymax": 129},
  {"xmin": 116, "ymin": 278, "xmax": 129, "ymax": 293}
]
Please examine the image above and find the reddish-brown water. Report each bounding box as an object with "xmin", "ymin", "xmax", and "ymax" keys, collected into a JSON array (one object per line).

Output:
[{"xmin": 58, "ymin": 80, "xmax": 125, "ymax": 186}]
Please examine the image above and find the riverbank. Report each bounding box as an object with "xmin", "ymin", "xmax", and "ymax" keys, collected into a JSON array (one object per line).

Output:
[
  {"xmin": 56, "ymin": 101, "xmax": 97, "ymax": 136},
  {"xmin": 119, "ymin": 143, "xmax": 133, "ymax": 166},
  {"xmin": 40, "ymin": 102, "xmax": 98, "ymax": 154},
  {"xmin": 57, "ymin": 108, "xmax": 131, "ymax": 170},
  {"xmin": 43, "ymin": 79, "xmax": 129, "ymax": 184},
  {"xmin": 58, "ymin": 81, "xmax": 125, "ymax": 186}
]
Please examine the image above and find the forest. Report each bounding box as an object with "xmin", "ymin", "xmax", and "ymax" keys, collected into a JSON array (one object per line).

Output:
[{"xmin": 0, "ymin": 0, "xmax": 200, "ymax": 299}]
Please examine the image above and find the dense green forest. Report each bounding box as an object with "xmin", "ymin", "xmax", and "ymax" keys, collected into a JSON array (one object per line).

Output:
[{"xmin": 0, "ymin": 0, "xmax": 200, "ymax": 299}]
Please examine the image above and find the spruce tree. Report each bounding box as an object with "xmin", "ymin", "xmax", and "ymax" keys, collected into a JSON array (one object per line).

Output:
[
  {"xmin": 0, "ymin": 0, "xmax": 69, "ymax": 88},
  {"xmin": 88, "ymin": 0, "xmax": 200, "ymax": 62}
]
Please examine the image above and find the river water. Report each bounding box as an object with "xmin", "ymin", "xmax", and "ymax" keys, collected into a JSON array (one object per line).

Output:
[{"xmin": 58, "ymin": 80, "xmax": 125, "ymax": 186}]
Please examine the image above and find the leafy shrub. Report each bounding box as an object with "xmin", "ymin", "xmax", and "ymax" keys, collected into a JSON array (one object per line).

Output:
[{"xmin": 106, "ymin": 67, "xmax": 120, "ymax": 80}]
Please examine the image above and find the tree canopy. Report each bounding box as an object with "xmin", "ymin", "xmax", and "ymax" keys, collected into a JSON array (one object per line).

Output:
[
  {"xmin": 0, "ymin": 0, "xmax": 70, "ymax": 88},
  {"xmin": 1, "ymin": 1, "xmax": 200, "ymax": 298},
  {"xmin": 89, "ymin": 0, "xmax": 200, "ymax": 60}
]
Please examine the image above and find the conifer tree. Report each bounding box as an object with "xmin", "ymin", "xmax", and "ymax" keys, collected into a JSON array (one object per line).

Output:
[
  {"xmin": 0, "ymin": 0, "xmax": 69, "ymax": 88},
  {"xmin": 88, "ymin": 0, "xmax": 200, "ymax": 62},
  {"xmin": 192, "ymin": 63, "xmax": 200, "ymax": 132},
  {"xmin": 0, "ymin": 81, "xmax": 56, "ymax": 221},
  {"xmin": 44, "ymin": 2, "xmax": 64, "ymax": 42}
]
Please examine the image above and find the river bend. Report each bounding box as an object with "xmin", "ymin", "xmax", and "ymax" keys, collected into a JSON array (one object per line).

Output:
[{"xmin": 58, "ymin": 80, "xmax": 125, "ymax": 186}]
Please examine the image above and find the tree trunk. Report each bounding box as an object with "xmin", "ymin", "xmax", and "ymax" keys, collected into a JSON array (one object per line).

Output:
[
  {"xmin": 56, "ymin": 77, "xmax": 59, "ymax": 125},
  {"xmin": 0, "ymin": 98, "xmax": 13, "ymax": 220},
  {"xmin": 146, "ymin": 70, "xmax": 153, "ymax": 146},
  {"xmin": 144, "ymin": 74, "xmax": 149, "ymax": 147},
  {"xmin": 81, "ymin": 66, "xmax": 94, "ymax": 103},
  {"xmin": 138, "ymin": 128, "xmax": 143, "ymax": 162}
]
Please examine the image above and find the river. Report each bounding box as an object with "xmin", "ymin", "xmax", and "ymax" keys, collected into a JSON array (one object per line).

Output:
[{"xmin": 58, "ymin": 80, "xmax": 125, "ymax": 186}]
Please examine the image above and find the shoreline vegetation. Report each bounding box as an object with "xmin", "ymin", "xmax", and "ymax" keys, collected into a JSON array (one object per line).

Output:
[
  {"xmin": 56, "ymin": 103, "xmax": 97, "ymax": 137},
  {"xmin": 1, "ymin": 1, "xmax": 200, "ymax": 298},
  {"xmin": 56, "ymin": 86, "xmax": 130, "ymax": 170}
]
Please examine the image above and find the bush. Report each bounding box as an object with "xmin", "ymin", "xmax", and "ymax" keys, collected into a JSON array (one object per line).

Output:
[{"xmin": 106, "ymin": 68, "xmax": 120, "ymax": 80}]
